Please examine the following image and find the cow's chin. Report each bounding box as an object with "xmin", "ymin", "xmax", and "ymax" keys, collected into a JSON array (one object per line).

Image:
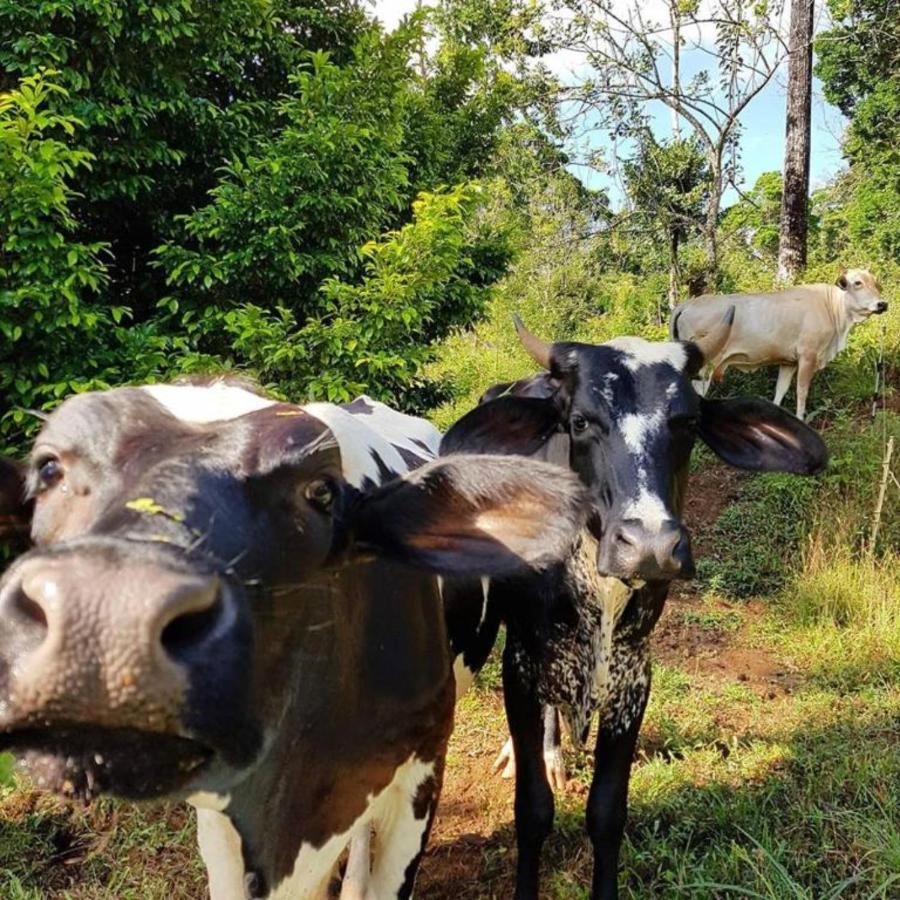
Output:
[{"xmin": 2, "ymin": 726, "xmax": 214, "ymax": 801}]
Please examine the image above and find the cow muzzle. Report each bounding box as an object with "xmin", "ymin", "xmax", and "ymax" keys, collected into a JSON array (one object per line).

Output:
[
  {"xmin": 597, "ymin": 519, "xmax": 695, "ymax": 582},
  {"xmin": 0, "ymin": 544, "xmax": 245, "ymax": 797},
  {"xmin": 873, "ymin": 301, "xmax": 888, "ymax": 314}
]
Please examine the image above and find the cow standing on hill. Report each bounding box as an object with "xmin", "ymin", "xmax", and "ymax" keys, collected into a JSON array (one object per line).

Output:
[
  {"xmin": 441, "ymin": 313, "xmax": 828, "ymax": 899},
  {"xmin": 0, "ymin": 380, "xmax": 586, "ymax": 899},
  {"xmin": 671, "ymin": 268, "xmax": 888, "ymax": 419}
]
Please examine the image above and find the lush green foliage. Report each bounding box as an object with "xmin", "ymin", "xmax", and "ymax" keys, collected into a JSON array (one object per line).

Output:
[{"xmin": 0, "ymin": 2, "xmax": 522, "ymax": 440}]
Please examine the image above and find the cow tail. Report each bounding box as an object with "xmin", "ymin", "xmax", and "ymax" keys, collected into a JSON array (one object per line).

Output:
[{"xmin": 670, "ymin": 306, "xmax": 685, "ymax": 341}]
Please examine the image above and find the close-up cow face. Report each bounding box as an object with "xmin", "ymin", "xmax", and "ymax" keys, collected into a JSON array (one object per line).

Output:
[
  {"xmin": 0, "ymin": 382, "xmax": 585, "ymax": 804},
  {"xmin": 838, "ymin": 267, "xmax": 888, "ymax": 319},
  {"xmin": 442, "ymin": 315, "xmax": 828, "ymax": 583}
]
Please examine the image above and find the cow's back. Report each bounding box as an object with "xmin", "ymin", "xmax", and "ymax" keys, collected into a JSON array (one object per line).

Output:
[{"xmin": 672, "ymin": 287, "xmax": 835, "ymax": 366}]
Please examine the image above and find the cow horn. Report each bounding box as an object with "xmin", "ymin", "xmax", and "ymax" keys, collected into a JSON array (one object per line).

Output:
[
  {"xmin": 693, "ymin": 306, "xmax": 735, "ymax": 363},
  {"xmin": 513, "ymin": 315, "xmax": 552, "ymax": 370}
]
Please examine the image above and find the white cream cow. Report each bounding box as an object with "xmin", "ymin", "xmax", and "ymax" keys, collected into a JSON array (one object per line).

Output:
[{"xmin": 671, "ymin": 268, "xmax": 888, "ymax": 418}]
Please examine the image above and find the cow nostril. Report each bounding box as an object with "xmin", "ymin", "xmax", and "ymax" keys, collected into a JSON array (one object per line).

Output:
[
  {"xmin": 15, "ymin": 591, "xmax": 49, "ymax": 631},
  {"xmin": 160, "ymin": 579, "xmax": 223, "ymax": 660},
  {"xmin": 161, "ymin": 603, "xmax": 221, "ymax": 658}
]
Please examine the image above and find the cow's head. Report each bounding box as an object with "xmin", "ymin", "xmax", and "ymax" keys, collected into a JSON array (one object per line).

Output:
[
  {"xmin": 837, "ymin": 268, "xmax": 887, "ymax": 319},
  {"xmin": 442, "ymin": 315, "xmax": 827, "ymax": 583},
  {"xmin": 0, "ymin": 382, "xmax": 585, "ymax": 801}
]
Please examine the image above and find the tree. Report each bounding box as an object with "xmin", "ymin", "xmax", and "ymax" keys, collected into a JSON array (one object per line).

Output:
[
  {"xmin": 777, "ymin": 0, "xmax": 815, "ymax": 281},
  {"xmin": 538, "ymin": 0, "xmax": 789, "ymax": 283},
  {"xmin": 0, "ymin": 0, "xmax": 371, "ymax": 319},
  {"xmin": 815, "ymin": 0, "xmax": 899, "ymax": 260},
  {"xmin": 623, "ymin": 132, "xmax": 709, "ymax": 308}
]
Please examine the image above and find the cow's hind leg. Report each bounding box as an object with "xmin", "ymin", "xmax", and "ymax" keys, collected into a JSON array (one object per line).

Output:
[
  {"xmin": 504, "ymin": 647, "xmax": 554, "ymax": 900},
  {"xmin": 543, "ymin": 705, "xmax": 567, "ymax": 791},
  {"xmin": 368, "ymin": 755, "xmax": 443, "ymax": 899},
  {"xmin": 774, "ymin": 365, "xmax": 797, "ymax": 407},
  {"xmin": 493, "ymin": 705, "xmax": 566, "ymax": 791},
  {"xmin": 586, "ymin": 660, "xmax": 650, "ymax": 900},
  {"xmin": 795, "ymin": 353, "xmax": 817, "ymax": 420}
]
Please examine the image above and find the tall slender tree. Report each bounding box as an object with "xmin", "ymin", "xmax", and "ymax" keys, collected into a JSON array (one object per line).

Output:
[{"xmin": 778, "ymin": 0, "xmax": 816, "ymax": 281}]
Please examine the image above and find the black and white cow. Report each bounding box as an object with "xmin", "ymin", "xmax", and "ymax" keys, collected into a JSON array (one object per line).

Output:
[
  {"xmin": 0, "ymin": 380, "xmax": 587, "ymax": 899},
  {"xmin": 441, "ymin": 313, "xmax": 828, "ymax": 899}
]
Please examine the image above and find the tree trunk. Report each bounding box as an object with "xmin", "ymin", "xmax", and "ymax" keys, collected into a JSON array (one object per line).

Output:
[
  {"xmin": 777, "ymin": 0, "xmax": 815, "ymax": 282},
  {"xmin": 704, "ymin": 153, "xmax": 722, "ymax": 289},
  {"xmin": 668, "ymin": 228, "xmax": 680, "ymax": 309}
]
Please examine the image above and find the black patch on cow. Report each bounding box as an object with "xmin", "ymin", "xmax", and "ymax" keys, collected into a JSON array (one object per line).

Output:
[
  {"xmin": 392, "ymin": 443, "xmax": 429, "ymax": 471},
  {"xmin": 341, "ymin": 397, "xmax": 376, "ymax": 416}
]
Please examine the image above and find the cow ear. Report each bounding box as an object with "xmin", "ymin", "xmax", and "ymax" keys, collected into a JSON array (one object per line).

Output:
[
  {"xmin": 0, "ymin": 457, "xmax": 31, "ymax": 543},
  {"xmin": 441, "ymin": 396, "xmax": 562, "ymax": 457},
  {"xmin": 836, "ymin": 270, "xmax": 848, "ymax": 290},
  {"xmin": 347, "ymin": 454, "xmax": 586, "ymax": 576},
  {"xmin": 699, "ymin": 398, "xmax": 828, "ymax": 474}
]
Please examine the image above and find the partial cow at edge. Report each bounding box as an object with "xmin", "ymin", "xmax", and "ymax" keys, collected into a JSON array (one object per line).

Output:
[
  {"xmin": 0, "ymin": 381, "xmax": 586, "ymax": 900},
  {"xmin": 671, "ymin": 268, "xmax": 888, "ymax": 419}
]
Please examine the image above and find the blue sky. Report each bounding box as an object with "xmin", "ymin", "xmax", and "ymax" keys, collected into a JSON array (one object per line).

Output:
[{"xmin": 373, "ymin": 0, "xmax": 848, "ymax": 209}]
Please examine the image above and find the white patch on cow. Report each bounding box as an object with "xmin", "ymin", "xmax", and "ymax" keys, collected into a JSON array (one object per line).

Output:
[
  {"xmin": 340, "ymin": 821, "xmax": 372, "ymax": 900},
  {"xmin": 305, "ymin": 404, "xmax": 413, "ymax": 488},
  {"xmin": 453, "ymin": 652, "xmax": 475, "ymax": 699},
  {"xmin": 345, "ymin": 396, "xmax": 441, "ymax": 458},
  {"xmin": 187, "ymin": 790, "xmax": 231, "ymax": 812},
  {"xmin": 366, "ymin": 756, "xmax": 435, "ymax": 898},
  {"xmin": 195, "ymin": 807, "xmax": 247, "ymax": 899},
  {"xmin": 479, "ymin": 576, "xmax": 490, "ymax": 629},
  {"xmin": 142, "ymin": 382, "xmax": 276, "ymax": 423},
  {"xmin": 272, "ymin": 755, "xmax": 435, "ymax": 900},
  {"xmin": 605, "ymin": 337, "xmax": 687, "ymax": 372},
  {"xmin": 621, "ymin": 487, "xmax": 670, "ymax": 533},
  {"xmin": 619, "ymin": 411, "xmax": 663, "ymax": 454}
]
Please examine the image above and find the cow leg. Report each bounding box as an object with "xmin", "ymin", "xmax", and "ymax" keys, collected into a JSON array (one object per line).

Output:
[
  {"xmin": 368, "ymin": 755, "xmax": 443, "ymax": 899},
  {"xmin": 494, "ymin": 706, "xmax": 565, "ymax": 790},
  {"xmin": 586, "ymin": 672, "xmax": 650, "ymax": 900},
  {"xmin": 543, "ymin": 705, "xmax": 567, "ymax": 792},
  {"xmin": 195, "ymin": 807, "xmax": 247, "ymax": 900},
  {"xmin": 340, "ymin": 822, "xmax": 373, "ymax": 900},
  {"xmin": 503, "ymin": 649, "xmax": 554, "ymax": 900},
  {"xmin": 795, "ymin": 354, "xmax": 817, "ymax": 420},
  {"xmin": 773, "ymin": 365, "xmax": 796, "ymax": 407}
]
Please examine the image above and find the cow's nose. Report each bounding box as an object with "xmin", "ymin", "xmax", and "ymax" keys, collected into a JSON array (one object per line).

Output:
[
  {"xmin": 17, "ymin": 567, "xmax": 221, "ymax": 663},
  {"xmin": 0, "ymin": 554, "xmax": 225, "ymax": 730},
  {"xmin": 874, "ymin": 301, "xmax": 888, "ymax": 313},
  {"xmin": 603, "ymin": 520, "xmax": 694, "ymax": 581}
]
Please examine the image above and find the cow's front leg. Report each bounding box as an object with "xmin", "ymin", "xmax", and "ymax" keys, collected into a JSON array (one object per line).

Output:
[
  {"xmin": 774, "ymin": 364, "xmax": 797, "ymax": 407},
  {"xmin": 586, "ymin": 663, "xmax": 650, "ymax": 900},
  {"xmin": 369, "ymin": 754, "xmax": 444, "ymax": 899},
  {"xmin": 503, "ymin": 646, "xmax": 554, "ymax": 900},
  {"xmin": 195, "ymin": 807, "xmax": 248, "ymax": 900}
]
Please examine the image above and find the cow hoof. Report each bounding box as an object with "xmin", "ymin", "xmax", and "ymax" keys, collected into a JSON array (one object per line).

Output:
[
  {"xmin": 543, "ymin": 747, "xmax": 567, "ymax": 792},
  {"xmin": 492, "ymin": 737, "xmax": 516, "ymax": 780}
]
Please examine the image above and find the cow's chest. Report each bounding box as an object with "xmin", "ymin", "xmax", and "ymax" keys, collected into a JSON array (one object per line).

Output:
[{"xmin": 507, "ymin": 533, "xmax": 640, "ymax": 746}]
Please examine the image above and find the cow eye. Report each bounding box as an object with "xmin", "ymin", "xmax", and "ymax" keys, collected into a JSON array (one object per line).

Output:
[
  {"xmin": 571, "ymin": 414, "xmax": 589, "ymax": 434},
  {"xmin": 304, "ymin": 478, "xmax": 334, "ymax": 511},
  {"xmin": 854, "ymin": 280, "xmax": 862, "ymax": 288},
  {"xmin": 35, "ymin": 456, "xmax": 64, "ymax": 491}
]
